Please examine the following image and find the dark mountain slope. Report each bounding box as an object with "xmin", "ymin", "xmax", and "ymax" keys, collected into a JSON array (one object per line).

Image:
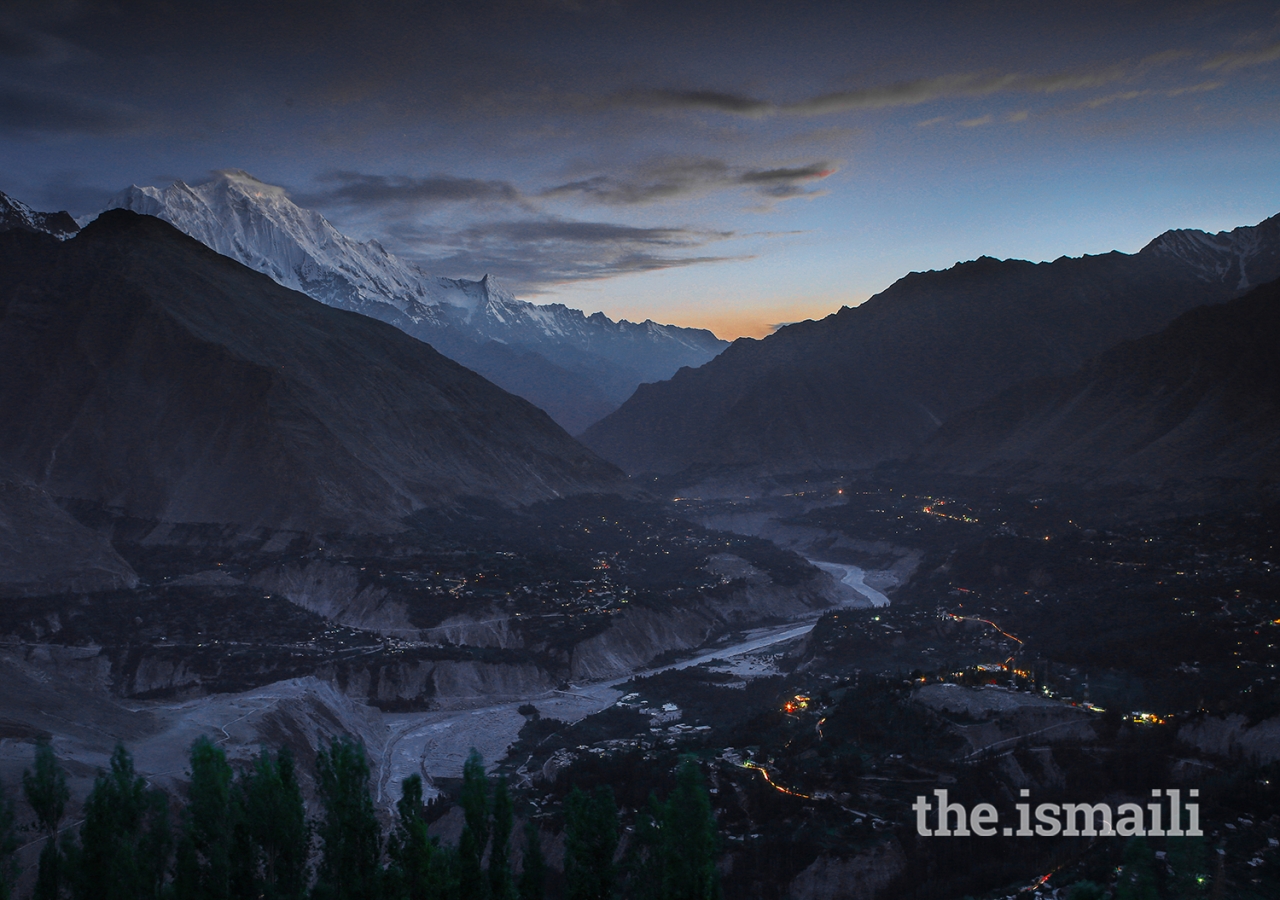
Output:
[
  {"xmin": 917, "ymin": 278, "xmax": 1280, "ymax": 484},
  {"xmin": 581, "ymin": 214, "xmax": 1280, "ymax": 475},
  {"xmin": 0, "ymin": 468, "xmax": 138, "ymax": 597},
  {"xmin": 0, "ymin": 211, "xmax": 624, "ymax": 533}
]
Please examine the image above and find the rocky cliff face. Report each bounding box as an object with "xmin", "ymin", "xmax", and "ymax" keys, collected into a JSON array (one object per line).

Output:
[
  {"xmin": 569, "ymin": 568, "xmax": 840, "ymax": 681},
  {"xmin": 0, "ymin": 212, "xmax": 625, "ymax": 533}
]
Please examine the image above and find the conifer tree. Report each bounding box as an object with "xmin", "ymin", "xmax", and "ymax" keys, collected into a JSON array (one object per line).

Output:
[
  {"xmin": 516, "ymin": 821, "xmax": 545, "ymax": 900},
  {"xmin": 314, "ymin": 737, "xmax": 382, "ymax": 900},
  {"xmin": 457, "ymin": 750, "xmax": 489, "ymax": 900},
  {"xmin": 73, "ymin": 744, "xmax": 171, "ymax": 900},
  {"xmin": 23, "ymin": 739, "xmax": 69, "ymax": 900},
  {"xmin": 563, "ymin": 786, "xmax": 618, "ymax": 900},
  {"xmin": 488, "ymin": 777, "xmax": 515, "ymax": 900}
]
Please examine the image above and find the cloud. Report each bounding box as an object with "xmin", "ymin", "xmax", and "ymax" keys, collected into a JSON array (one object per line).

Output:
[
  {"xmin": 615, "ymin": 88, "xmax": 774, "ymax": 117},
  {"xmin": 1166, "ymin": 80, "xmax": 1225, "ymax": 96},
  {"xmin": 297, "ymin": 170, "xmax": 525, "ymax": 212},
  {"xmin": 958, "ymin": 114, "xmax": 993, "ymax": 127},
  {"xmin": 1081, "ymin": 90, "xmax": 1149, "ymax": 109},
  {"xmin": 1201, "ymin": 39, "xmax": 1280, "ymax": 71},
  {"xmin": 613, "ymin": 58, "xmax": 1150, "ymax": 122},
  {"xmin": 389, "ymin": 216, "xmax": 739, "ymax": 290},
  {"xmin": 784, "ymin": 73, "xmax": 1022, "ymax": 115},
  {"xmin": 0, "ymin": 82, "xmax": 142, "ymax": 134},
  {"xmin": 543, "ymin": 157, "xmax": 835, "ymax": 206}
]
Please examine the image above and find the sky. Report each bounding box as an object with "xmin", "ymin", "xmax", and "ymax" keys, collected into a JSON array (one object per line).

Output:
[{"xmin": 2, "ymin": 0, "xmax": 1279, "ymax": 339}]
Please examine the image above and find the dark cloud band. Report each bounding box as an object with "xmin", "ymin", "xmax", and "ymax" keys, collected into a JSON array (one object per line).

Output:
[{"xmin": 298, "ymin": 171, "xmax": 524, "ymax": 210}]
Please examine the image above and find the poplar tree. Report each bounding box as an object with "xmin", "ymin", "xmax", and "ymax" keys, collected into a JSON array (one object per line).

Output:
[
  {"xmin": 23, "ymin": 739, "xmax": 69, "ymax": 900},
  {"xmin": 241, "ymin": 745, "xmax": 309, "ymax": 900},
  {"xmin": 73, "ymin": 744, "xmax": 171, "ymax": 900},
  {"xmin": 314, "ymin": 737, "xmax": 382, "ymax": 900},
  {"xmin": 563, "ymin": 786, "xmax": 618, "ymax": 900},
  {"xmin": 0, "ymin": 785, "xmax": 16, "ymax": 900},
  {"xmin": 516, "ymin": 821, "xmax": 545, "ymax": 900},
  {"xmin": 174, "ymin": 736, "xmax": 237, "ymax": 900},
  {"xmin": 656, "ymin": 759, "xmax": 719, "ymax": 900},
  {"xmin": 387, "ymin": 774, "xmax": 451, "ymax": 900},
  {"xmin": 629, "ymin": 758, "xmax": 719, "ymax": 900},
  {"xmin": 1115, "ymin": 837, "xmax": 1158, "ymax": 900},
  {"xmin": 457, "ymin": 750, "xmax": 489, "ymax": 900},
  {"xmin": 488, "ymin": 777, "xmax": 515, "ymax": 900}
]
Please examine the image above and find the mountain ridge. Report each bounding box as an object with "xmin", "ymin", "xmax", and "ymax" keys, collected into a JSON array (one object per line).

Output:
[
  {"xmin": 580, "ymin": 213, "xmax": 1280, "ymax": 475},
  {"xmin": 915, "ymin": 276, "xmax": 1280, "ymax": 485},
  {"xmin": 0, "ymin": 210, "xmax": 626, "ymax": 533},
  {"xmin": 104, "ymin": 172, "xmax": 728, "ymax": 433}
]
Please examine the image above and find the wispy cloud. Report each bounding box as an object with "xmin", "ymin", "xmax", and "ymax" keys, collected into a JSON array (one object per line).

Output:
[
  {"xmin": 1081, "ymin": 90, "xmax": 1149, "ymax": 109},
  {"xmin": 296, "ymin": 171, "xmax": 526, "ymax": 212},
  {"xmin": 543, "ymin": 157, "xmax": 835, "ymax": 205},
  {"xmin": 612, "ymin": 58, "xmax": 1172, "ymax": 120},
  {"xmin": 392, "ymin": 217, "xmax": 739, "ymax": 290},
  {"xmin": 1166, "ymin": 80, "xmax": 1225, "ymax": 97},
  {"xmin": 614, "ymin": 88, "xmax": 774, "ymax": 118},
  {"xmin": 958, "ymin": 114, "xmax": 993, "ymax": 127},
  {"xmin": 785, "ymin": 73, "xmax": 1022, "ymax": 115},
  {"xmin": 1201, "ymin": 38, "xmax": 1280, "ymax": 72}
]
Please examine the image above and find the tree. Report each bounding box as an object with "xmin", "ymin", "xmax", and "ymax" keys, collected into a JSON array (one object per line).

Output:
[
  {"xmin": 1167, "ymin": 834, "xmax": 1209, "ymax": 899},
  {"xmin": 240, "ymin": 745, "xmax": 310, "ymax": 900},
  {"xmin": 73, "ymin": 744, "xmax": 171, "ymax": 900},
  {"xmin": 564, "ymin": 786, "xmax": 618, "ymax": 900},
  {"xmin": 314, "ymin": 737, "xmax": 382, "ymax": 900},
  {"xmin": 1115, "ymin": 837, "xmax": 1158, "ymax": 900},
  {"xmin": 0, "ymin": 784, "xmax": 16, "ymax": 900},
  {"xmin": 488, "ymin": 778, "xmax": 515, "ymax": 900},
  {"xmin": 634, "ymin": 757, "xmax": 719, "ymax": 900},
  {"xmin": 516, "ymin": 821, "xmax": 545, "ymax": 900},
  {"xmin": 457, "ymin": 750, "xmax": 489, "ymax": 900},
  {"xmin": 23, "ymin": 739, "xmax": 69, "ymax": 900},
  {"xmin": 174, "ymin": 737, "xmax": 237, "ymax": 900},
  {"xmin": 659, "ymin": 759, "xmax": 719, "ymax": 900},
  {"xmin": 387, "ymin": 775, "xmax": 451, "ymax": 900}
]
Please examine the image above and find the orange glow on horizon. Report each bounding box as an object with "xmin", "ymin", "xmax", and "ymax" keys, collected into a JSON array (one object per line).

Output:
[{"xmin": 659, "ymin": 302, "xmax": 845, "ymax": 341}]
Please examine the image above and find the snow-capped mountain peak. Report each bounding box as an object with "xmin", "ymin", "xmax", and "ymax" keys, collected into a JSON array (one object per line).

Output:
[
  {"xmin": 1141, "ymin": 213, "xmax": 1280, "ymax": 292},
  {"xmin": 105, "ymin": 172, "xmax": 439, "ymax": 323},
  {"xmin": 99, "ymin": 172, "xmax": 728, "ymax": 432},
  {"xmin": 0, "ymin": 190, "xmax": 79, "ymax": 240}
]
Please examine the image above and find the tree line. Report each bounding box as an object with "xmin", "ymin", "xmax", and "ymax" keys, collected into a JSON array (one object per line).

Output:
[{"xmin": 0, "ymin": 737, "xmax": 720, "ymax": 900}]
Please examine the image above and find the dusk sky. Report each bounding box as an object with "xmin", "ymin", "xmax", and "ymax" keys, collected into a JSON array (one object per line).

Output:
[{"xmin": 2, "ymin": 0, "xmax": 1279, "ymax": 338}]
